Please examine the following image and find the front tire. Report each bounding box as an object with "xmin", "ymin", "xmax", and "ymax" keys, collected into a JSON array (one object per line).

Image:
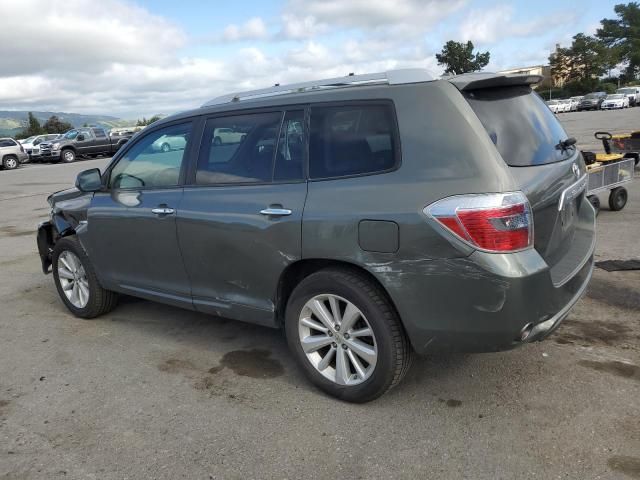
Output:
[
  {"xmin": 160, "ymin": 142, "xmax": 170, "ymax": 152},
  {"xmin": 285, "ymin": 268, "xmax": 412, "ymax": 403},
  {"xmin": 61, "ymin": 149, "xmax": 76, "ymax": 163},
  {"xmin": 52, "ymin": 236, "xmax": 118, "ymax": 318}
]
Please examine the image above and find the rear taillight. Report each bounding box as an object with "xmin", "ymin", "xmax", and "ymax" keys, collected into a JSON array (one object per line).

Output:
[{"xmin": 424, "ymin": 192, "xmax": 533, "ymax": 253}]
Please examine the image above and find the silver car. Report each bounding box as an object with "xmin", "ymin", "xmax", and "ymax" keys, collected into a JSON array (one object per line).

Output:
[{"xmin": 0, "ymin": 138, "xmax": 29, "ymax": 170}]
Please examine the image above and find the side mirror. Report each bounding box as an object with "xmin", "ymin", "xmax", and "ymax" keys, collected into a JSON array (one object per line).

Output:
[
  {"xmin": 76, "ymin": 134, "xmax": 85, "ymax": 141},
  {"xmin": 75, "ymin": 168, "xmax": 102, "ymax": 192}
]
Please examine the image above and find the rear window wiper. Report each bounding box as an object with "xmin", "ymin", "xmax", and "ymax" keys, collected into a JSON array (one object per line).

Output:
[{"xmin": 556, "ymin": 137, "xmax": 577, "ymax": 152}]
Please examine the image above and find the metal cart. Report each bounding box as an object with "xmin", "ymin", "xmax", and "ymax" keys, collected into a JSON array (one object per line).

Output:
[{"xmin": 585, "ymin": 157, "xmax": 635, "ymax": 214}]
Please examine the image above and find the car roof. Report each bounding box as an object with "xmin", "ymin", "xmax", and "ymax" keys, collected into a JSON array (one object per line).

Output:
[{"xmin": 151, "ymin": 69, "xmax": 542, "ymax": 130}]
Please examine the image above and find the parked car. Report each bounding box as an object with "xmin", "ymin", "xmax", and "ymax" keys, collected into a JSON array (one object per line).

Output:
[
  {"xmin": 38, "ymin": 127, "xmax": 132, "ymax": 163},
  {"xmin": 23, "ymin": 134, "xmax": 63, "ymax": 161},
  {"xmin": 150, "ymin": 133, "xmax": 187, "ymax": 152},
  {"xmin": 577, "ymin": 92, "xmax": 607, "ymax": 111},
  {"xmin": 0, "ymin": 138, "xmax": 29, "ymax": 170},
  {"xmin": 601, "ymin": 94, "xmax": 630, "ymax": 110},
  {"xmin": 37, "ymin": 69, "xmax": 595, "ymax": 402},
  {"xmin": 546, "ymin": 99, "xmax": 562, "ymax": 113},
  {"xmin": 616, "ymin": 87, "xmax": 640, "ymax": 106},
  {"xmin": 558, "ymin": 99, "xmax": 574, "ymax": 113},
  {"xmin": 213, "ymin": 127, "xmax": 246, "ymax": 145},
  {"xmin": 567, "ymin": 98, "xmax": 580, "ymax": 111}
]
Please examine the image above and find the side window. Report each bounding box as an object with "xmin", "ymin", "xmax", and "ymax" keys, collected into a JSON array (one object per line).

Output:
[
  {"xmin": 78, "ymin": 129, "xmax": 92, "ymax": 140},
  {"xmin": 92, "ymin": 128, "xmax": 106, "ymax": 138},
  {"xmin": 309, "ymin": 104, "xmax": 398, "ymax": 179},
  {"xmin": 0, "ymin": 139, "xmax": 15, "ymax": 147},
  {"xmin": 196, "ymin": 112, "xmax": 282, "ymax": 185},
  {"xmin": 274, "ymin": 110, "xmax": 304, "ymax": 181},
  {"xmin": 109, "ymin": 122, "xmax": 191, "ymax": 189}
]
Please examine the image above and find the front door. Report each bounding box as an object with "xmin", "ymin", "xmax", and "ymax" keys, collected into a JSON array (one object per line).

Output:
[
  {"xmin": 178, "ymin": 110, "xmax": 307, "ymax": 326},
  {"xmin": 84, "ymin": 121, "xmax": 195, "ymax": 306}
]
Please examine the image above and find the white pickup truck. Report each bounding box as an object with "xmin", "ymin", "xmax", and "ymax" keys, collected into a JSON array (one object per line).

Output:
[{"xmin": 617, "ymin": 86, "xmax": 640, "ymax": 107}]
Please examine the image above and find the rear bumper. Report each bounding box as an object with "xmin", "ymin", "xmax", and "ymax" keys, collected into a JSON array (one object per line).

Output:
[{"xmin": 376, "ymin": 206, "xmax": 596, "ymax": 354}]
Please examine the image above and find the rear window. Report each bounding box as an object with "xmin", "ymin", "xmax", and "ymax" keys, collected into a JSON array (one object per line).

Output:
[
  {"xmin": 309, "ymin": 104, "xmax": 398, "ymax": 179},
  {"xmin": 465, "ymin": 86, "xmax": 572, "ymax": 167}
]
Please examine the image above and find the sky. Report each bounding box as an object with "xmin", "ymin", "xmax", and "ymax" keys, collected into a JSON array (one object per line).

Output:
[{"xmin": 0, "ymin": 0, "xmax": 621, "ymax": 119}]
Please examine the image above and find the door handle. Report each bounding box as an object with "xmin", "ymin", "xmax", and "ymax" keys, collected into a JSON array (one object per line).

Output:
[
  {"xmin": 260, "ymin": 208, "xmax": 292, "ymax": 216},
  {"xmin": 151, "ymin": 207, "xmax": 175, "ymax": 215}
]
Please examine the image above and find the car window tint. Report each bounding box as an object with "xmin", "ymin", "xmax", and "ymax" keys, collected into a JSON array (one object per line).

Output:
[
  {"xmin": 0, "ymin": 139, "xmax": 16, "ymax": 147},
  {"xmin": 309, "ymin": 104, "xmax": 397, "ymax": 179},
  {"xmin": 465, "ymin": 87, "xmax": 572, "ymax": 167},
  {"xmin": 109, "ymin": 122, "xmax": 191, "ymax": 189},
  {"xmin": 274, "ymin": 110, "xmax": 304, "ymax": 181},
  {"xmin": 92, "ymin": 128, "xmax": 106, "ymax": 138},
  {"xmin": 196, "ymin": 112, "xmax": 282, "ymax": 185}
]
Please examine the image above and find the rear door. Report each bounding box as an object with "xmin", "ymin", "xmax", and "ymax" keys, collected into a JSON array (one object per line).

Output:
[
  {"xmin": 177, "ymin": 109, "xmax": 307, "ymax": 326},
  {"xmin": 464, "ymin": 86, "xmax": 594, "ymax": 285}
]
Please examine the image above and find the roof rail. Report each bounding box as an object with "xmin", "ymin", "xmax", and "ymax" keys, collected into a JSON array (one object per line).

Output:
[{"xmin": 201, "ymin": 68, "xmax": 433, "ymax": 107}]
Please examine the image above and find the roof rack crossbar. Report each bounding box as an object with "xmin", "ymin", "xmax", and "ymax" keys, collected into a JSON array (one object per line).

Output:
[{"xmin": 201, "ymin": 69, "xmax": 433, "ymax": 107}]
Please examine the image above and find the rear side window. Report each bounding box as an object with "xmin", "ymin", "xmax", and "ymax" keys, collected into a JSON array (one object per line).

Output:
[
  {"xmin": 0, "ymin": 139, "xmax": 16, "ymax": 147},
  {"xmin": 465, "ymin": 86, "xmax": 572, "ymax": 167},
  {"xmin": 92, "ymin": 128, "xmax": 106, "ymax": 138},
  {"xmin": 309, "ymin": 104, "xmax": 398, "ymax": 179},
  {"xmin": 196, "ymin": 112, "xmax": 282, "ymax": 185}
]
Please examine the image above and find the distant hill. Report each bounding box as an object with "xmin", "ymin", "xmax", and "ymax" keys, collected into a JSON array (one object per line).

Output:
[{"xmin": 0, "ymin": 110, "xmax": 135, "ymax": 137}]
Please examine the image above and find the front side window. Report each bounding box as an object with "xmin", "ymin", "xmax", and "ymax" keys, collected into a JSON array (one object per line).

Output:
[
  {"xmin": 0, "ymin": 139, "xmax": 16, "ymax": 147},
  {"xmin": 109, "ymin": 122, "xmax": 191, "ymax": 189},
  {"xmin": 196, "ymin": 112, "xmax": 282, "ymax": 185},
  {"xmin": 309, "ymin": 104, "xmax": 398, "ymax": 179}
]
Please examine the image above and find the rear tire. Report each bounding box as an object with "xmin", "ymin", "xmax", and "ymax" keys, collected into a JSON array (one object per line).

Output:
[
  {"xmin": 608, "ymin": 187, "xmax": 628, "ymax": 211},
  {"xmin": 2, "ymin": 155, "xmax": 19, "ymax": 170},
  {"xmin": 52, "ymin": 236, "xmax": 118, "ymax": 318},
  {"xmin": 160, "ymin": 142, "xmax": 170, "ymax": 152},
  {"xmin": 285, "ymin": 268, "xmax": 412, "ymax": 403}
]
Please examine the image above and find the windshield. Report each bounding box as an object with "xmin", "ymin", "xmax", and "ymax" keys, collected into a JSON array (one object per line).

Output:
[
  {"xmin": 584, "ymin": 93, "xmax": 600, "ymax": 99},
  {"xmin": 63, "ymin": 130, "xmax": 78, "ymax": 140},
  {"xmin": 618, "ymin": 88, "xmax": 635, "ymax": 94},
  {"xmin": 465, "ymin": 86, "xmax": 572, "ymax": 167},
  {"xmin": 22, "ymin": 136, "xmax": 36, "ymax": 143},
  {"xmin": 607, "ymin": 94, "xmax": 624, "ymax": 99}
]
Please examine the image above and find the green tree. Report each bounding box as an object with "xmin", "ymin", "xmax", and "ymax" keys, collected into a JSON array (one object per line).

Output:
[
  {"xmin": 436, "ymin": 40, "xmax": 490, "ymax": 75},
  {"xmin": 136, "ymin": 115, "xmax": 162, "ymax": 126},
  {"xmin": 18, "ymin": 112, "xmax": 44, "ymax": 138},
  {"xmin": 597, "ymin": 2, "xmax": 640, "ymax": 80},
  {"xmin": 550, "ymin": 34, "xmax": 607, "ymax": 88},
  {"xmin": 42, "ymin": 115, "xmax": 74, "ymax": 134}
]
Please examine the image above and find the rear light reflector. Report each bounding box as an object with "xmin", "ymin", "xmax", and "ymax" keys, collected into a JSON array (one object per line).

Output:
[{"xmin": 424, "ymin": 192, "xmax": 533, "ymax": 253}]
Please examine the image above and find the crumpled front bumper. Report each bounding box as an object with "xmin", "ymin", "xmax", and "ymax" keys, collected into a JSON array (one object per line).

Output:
[{"xmin": 37, "ymin": 221, "xmax": 54, "ymax": 274}]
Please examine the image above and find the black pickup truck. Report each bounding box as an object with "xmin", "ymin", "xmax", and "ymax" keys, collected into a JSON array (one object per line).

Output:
[{"xmin": 38, "ymin": 127, "xmax": 132, "ymax": 163}]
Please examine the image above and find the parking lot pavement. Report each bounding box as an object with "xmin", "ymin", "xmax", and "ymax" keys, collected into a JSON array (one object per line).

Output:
[
  {"xmin": 559, "ymin": 107, "xmax": 639, "ymax": 151},
  {"xmin": 1, "ymin": 115, "xmax": 639, "ymax": 479}
]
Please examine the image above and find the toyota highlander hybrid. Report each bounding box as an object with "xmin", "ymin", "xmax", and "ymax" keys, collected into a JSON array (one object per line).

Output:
[{"xmin": 37, "ymin": 69, "xmax": 596, "ymax": 402}]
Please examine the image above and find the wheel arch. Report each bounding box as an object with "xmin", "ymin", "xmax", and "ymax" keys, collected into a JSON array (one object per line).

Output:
[{"xmin": 275, "ymin": 258, "xmax": 402, "ymax": 328}]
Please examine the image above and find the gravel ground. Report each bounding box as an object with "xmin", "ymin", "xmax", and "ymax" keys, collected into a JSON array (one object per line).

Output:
[{"xmin": 0, "ymin": 109, "xmax": 639, "ymax": 479}]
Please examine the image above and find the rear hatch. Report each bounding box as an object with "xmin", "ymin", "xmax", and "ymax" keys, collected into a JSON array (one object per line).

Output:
[{"xmin": 460, "ymin": 82, "xmax": 595, "ymax": 286}]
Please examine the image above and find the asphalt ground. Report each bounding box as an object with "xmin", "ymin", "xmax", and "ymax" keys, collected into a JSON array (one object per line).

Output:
[{"xmin": 0, "ymin": 108, "xmax": 639, "ymax": 479}]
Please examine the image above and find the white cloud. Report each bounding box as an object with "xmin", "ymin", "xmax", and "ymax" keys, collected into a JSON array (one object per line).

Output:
[
  {"xmin": 0, "ymin": 0, "xmax": 454, "ymax": 118},
  {"xmin": 222, "ymin": 17, "xmax": 269, "ymax": 41},
  {"xmin": 284, "ymin": 0, "xmax": 467, "ymax": 31},
  {"xmin": 459, "ymin": 4, "xmax": 575, "ymax": 45}
]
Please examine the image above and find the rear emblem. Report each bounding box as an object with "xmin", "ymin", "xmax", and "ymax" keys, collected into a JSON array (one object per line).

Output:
[{"xmin": 572, "ymin": 163, "xmax": 579, "ymax": 178}]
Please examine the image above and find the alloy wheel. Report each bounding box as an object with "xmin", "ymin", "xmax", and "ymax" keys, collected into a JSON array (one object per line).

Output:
[
  {"xmin": 4, "ymin": 157, "xmax": 17, "ymax": 169},
  {"xmin": 298, "ymin": 294, "xmax": 378, "ymax": 386},
  {"xmin": 57, "ymin": 251, "xmax": 90, "ymax": 309}
]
